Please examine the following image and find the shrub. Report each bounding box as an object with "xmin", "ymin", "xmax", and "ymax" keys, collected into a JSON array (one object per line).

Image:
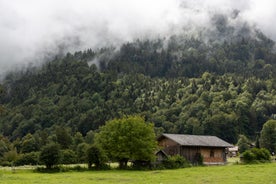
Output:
[
  {"xmin": 0, "ymin": 161, "xmax": 12, "ymax": 167},
  {"xmin": 0, "ymin": 149, "xmax": 18, "ymax": 166},
  {"xmin": 35, "ymin": 166, "xmax": 63, "ymax": 173},
  {"xmin": 251, "ymin": 148, "xmax": 271, "ymax": 161},
  {"xmin": 194, "ymin": 153, "xmax": 203, "ymax": 165},
  {"xmin": 241, "ymin": 150, "xmax": 256, "ymax": 163},
  {"xmin": 15, "ymin": 152, "xmax": 39, "ymax": 166},
  {"xmin": 132, "ymin": 160, "xmax": 151, "ymax": 170},
  {"xmin": 241, "ymin": 148, "xmax": 271, "ymax": 163},
  {"xmin": 72, "ymin": 165, "xmax": 86, "ymax": 171},
  {"xmin": 162, "ymin": 155, "xmax": 190, "ymax": 169}
]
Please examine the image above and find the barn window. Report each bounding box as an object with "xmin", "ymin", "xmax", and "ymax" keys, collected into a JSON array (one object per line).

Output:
[{"xmin": 210, "ymin": 150, "xmax": 214, "ymax": 157}]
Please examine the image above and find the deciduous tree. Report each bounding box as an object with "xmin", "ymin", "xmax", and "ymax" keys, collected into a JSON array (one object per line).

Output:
[
  {"xmin": 95, "ymin": 116, "xmax": 157, "ymax": 169},
  {"xmin": 39, "ymin": 143, "xmax": 61, "ymax": 169},
  {"xmin": 260, "ymin": 120, "xmax": 276, "ymax": 153}
]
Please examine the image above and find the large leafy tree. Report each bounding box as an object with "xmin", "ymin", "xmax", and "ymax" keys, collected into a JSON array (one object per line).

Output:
[
  {"xmin": 95, "ymin": 116, "xmax": 157, "ymax": 169},
  {"xmin": 260, "ymin": 120, "xmax": 276, "ymax": 153}
]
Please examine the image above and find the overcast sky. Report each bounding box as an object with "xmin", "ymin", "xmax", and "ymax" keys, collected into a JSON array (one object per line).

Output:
[{"xmin": 0, "ymin": 0, "xmax": 276, "ymax": 76}]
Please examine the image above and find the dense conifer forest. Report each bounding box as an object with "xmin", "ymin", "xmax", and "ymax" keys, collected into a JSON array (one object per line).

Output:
[{"xmin": 0, "ymin": 25, "xmax": 276, "ymax": 165}]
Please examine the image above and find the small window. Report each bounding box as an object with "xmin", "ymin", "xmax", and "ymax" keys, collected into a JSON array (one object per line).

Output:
[{"xmin": 210, "ymin": 150, "xmax": 214, "ymax": 157}]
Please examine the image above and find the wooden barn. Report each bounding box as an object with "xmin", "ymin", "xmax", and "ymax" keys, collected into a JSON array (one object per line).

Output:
[{"xmin": 157, "ymin": 134, "xmax": 233, "ymax": 165}]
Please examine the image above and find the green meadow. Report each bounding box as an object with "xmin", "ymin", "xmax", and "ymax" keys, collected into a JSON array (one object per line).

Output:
[{"xmin": 0, "ymin": 163, "xmax": 275, "ymax": 184}]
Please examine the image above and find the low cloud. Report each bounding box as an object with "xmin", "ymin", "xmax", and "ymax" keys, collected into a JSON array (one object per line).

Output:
[{"xmin": 0, "ymin": 0, "xmax": 275, "ymax": 76}]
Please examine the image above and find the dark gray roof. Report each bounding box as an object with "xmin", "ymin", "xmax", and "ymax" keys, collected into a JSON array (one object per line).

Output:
[{"xmin": 159, "ymin": 134, "xmax": 233, "ymax": 147}]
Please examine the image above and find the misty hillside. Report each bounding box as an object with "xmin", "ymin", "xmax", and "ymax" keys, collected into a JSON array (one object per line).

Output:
[
  {"xmin": 0, "ymin": 28, "xmax": 276, "ymax": 147},
  {"xmin": 100, "ymin": 32, "xmax": 275, "ymax": 78}
]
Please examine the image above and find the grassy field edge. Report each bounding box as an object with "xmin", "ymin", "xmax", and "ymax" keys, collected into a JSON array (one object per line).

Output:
[{"xmin": 0, "ymin": 162, "xmax": 275, "ymax": 184}]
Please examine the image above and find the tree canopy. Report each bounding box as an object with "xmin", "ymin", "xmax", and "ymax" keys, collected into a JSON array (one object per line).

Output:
[
  {"xmin": 260, "ymin": 120, "xmax": 276, "ymax": 153},
  {"xmin": 39, "ymin": 143, "xmax": 61, "ymax": 169},
  {"xmin": 95, "ymin": 116, "xmax": 157, "ymax": 168}
]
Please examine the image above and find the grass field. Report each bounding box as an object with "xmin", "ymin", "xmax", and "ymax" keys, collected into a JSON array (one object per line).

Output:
[{"xmin": 0, "ymin": 163, "xmax": 275, "ymax": 184}]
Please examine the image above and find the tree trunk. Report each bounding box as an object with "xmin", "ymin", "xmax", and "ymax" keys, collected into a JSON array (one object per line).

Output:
[
  {"xmin": 46, "ymin": 164, "xmax": 52, "ymax": 169},
  {"xmin": 119, "ymin": 158, "xmax": 128, "ymax": 169},
  {"xmin": 88, "ymin": 161, "xmax": 92, "ymax": 169}
]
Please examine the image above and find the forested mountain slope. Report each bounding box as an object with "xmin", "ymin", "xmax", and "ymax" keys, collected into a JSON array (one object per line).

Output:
[{"xmin": 0, "ymin": 31, "xmax": 276, "ymax": 145}]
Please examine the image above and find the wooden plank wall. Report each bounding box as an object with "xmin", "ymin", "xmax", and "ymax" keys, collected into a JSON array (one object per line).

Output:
[
  {"xmin": 200, "ymin": 147, "xmax": 225, "ymax": 163},
  {"xmin": 158, "ymin": 137, "xmax": 227, "ymax": 164}
]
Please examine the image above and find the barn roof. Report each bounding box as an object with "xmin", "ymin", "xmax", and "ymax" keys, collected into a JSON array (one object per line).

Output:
[{"xmin": 158, "ymin": 134, "xmax": 233, "ymax": 148}]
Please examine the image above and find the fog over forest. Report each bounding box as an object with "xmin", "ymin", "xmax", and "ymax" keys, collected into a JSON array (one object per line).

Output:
[{"xmin": 0, "ymin": 0, "xmax": 276, "ymax": 75}]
